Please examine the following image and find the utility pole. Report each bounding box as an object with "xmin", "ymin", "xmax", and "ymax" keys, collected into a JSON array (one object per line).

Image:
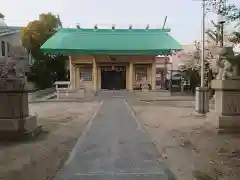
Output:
[
  {"xmin": 200, "ymin": 0, "xmax": 206, "ymax": 88},
  {"xmin": 195, "ymin": 0, "xmax": 209, "ymax": 114},
  {"xmin": 220, "ymin": 22, "xmax": 224, "ymax": 47},
  {"xmin": 218, "ymin": 0, "xmax": 226, "ymax": 47}
]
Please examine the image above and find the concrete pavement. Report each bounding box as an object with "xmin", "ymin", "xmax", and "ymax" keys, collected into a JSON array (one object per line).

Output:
[{"xmin": 55, "ymin": 97, "xmax": 175, "ymax": 180}]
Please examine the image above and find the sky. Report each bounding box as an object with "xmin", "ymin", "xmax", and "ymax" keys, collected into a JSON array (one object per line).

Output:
[{"xmin": 1, "ymin": 0, "xmax": 240, "ymax": 45}]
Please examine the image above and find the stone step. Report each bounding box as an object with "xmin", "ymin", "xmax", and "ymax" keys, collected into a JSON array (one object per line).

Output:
[{"xmin": 58, "ymin": 173, "xmax": 173, "ymax": 180}]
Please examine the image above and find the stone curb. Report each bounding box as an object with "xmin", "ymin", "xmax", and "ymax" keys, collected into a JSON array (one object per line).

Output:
[
  {"xmin": 139, "ymin": 99, "xmax": 194, "ymax": 102},
  {"xmin": 29, "ymin": 99, "xmax": 95, "ymax": 103},
  {"xmin": 125, "ymin": 100, "xmax": 177, "ymax": 180}
]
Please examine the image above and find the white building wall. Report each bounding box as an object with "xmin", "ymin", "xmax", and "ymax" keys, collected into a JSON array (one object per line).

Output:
[{"xmin": 0, "ymin": 32, "xmax": 22, "ymax": 58}]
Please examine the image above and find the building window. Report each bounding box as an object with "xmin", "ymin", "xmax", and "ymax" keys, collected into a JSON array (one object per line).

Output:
[
  {"xmin": 135, "ymin": 67, "xmax": 147, "ymax": 81},
  {"xmin": 79, "ymin": 68, "xmax": 92, "ymax": 81},
  {"xmin": 7, "ymin": 42, "xmax": 11, "ymax": 54},
  {"xmin": 1, "ymin": 41, "xmax": 5, "ymax": 56}
]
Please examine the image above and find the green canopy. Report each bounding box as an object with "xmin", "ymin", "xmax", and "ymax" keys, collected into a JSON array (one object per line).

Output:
[{"xmin": 40, "ymin": 28, "xmax": 182, "ymax": 55}]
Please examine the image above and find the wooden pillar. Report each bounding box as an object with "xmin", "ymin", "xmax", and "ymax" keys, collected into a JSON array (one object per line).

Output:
[
  {"xmin": 129, "ymin": 62, "xmax": 133, "ymax": 90},
  {"xmin": 69, "ymin": 56, "xmax": 74, "ymax": 89},
  {"xmin": 76, "ymin": 67, "xmax": 80, "ymax": 88},
  {"xmin": 93, "ymin": 57, "xmax": 97, "ymax": 92},
  {"xmin": 97, "ymin": 67, "xmax": 101, "ymax": 89},
  {"xmin": 72, "ymin": 65, "xmax": 76, "ymax": 89},
  {"xmin": 151, "ymin": 59, "xmax": 156, "ymax": 90}
]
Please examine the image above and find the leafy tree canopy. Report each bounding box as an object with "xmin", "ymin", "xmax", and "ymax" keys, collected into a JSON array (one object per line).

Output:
[
  {"xmin": 21, "ymin": 13, "xmax": 67, "ymax": 89},
  {"xmin": 206, "ymin": 0, "xmax": 240, "ymax": 44},
  {"xmin": 21, "ymin": 13, "xmax": 62, "ymax": 53},
  {"xmin": 206, "ymin": 0, "xmax": 240, "ymax": 22}
]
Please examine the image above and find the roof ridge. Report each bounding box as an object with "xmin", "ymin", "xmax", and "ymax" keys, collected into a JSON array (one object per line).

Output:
[
  {"xmin": 58, "ymin": 28, "xmax": 170, "ymax": 33},
  {"xmin": 0, "ymin": 26, "xmax": 20, "ymax": 36}
]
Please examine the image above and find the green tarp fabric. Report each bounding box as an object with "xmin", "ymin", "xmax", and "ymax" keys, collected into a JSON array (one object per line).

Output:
[{"xmin": 40, "ymin": 28, "xmax": 182, "ymax": 55}]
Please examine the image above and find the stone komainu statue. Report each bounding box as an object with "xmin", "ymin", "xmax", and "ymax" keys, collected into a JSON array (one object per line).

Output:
[
  {"xmin": 0, "ymin": 47, "xmax": 27, "ymax": 88},
  {"xmin": 215, "ymin": 46, "xmax": 240, "ymax": 80}
]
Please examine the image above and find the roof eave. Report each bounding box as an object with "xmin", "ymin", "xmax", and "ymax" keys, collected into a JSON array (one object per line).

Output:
[
  {"xmin": 0, "ymin": 30, "xmax": 20, "ymax": 37},
  {"xmin": 40, "ymin": 48, "xmax": 181, "ymax": 55}
]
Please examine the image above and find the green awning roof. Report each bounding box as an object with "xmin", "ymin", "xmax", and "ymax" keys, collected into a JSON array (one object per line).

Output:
[{"xmin": 40, "ymin": 28, "xmax": 182, "ymax": 55}]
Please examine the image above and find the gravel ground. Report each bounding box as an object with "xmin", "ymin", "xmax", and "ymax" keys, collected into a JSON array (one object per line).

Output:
[
  {"xmin": 0, "ymin": 101, "xmax": 100, "ymax": 180},
  {"xmin": 130, "ymin": 100, "xmax": 240, "ymax": 180}
]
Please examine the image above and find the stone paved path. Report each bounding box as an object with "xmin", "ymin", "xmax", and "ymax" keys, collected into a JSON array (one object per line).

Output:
[
  {"xmin": 55, "ymin": 95, "xmax": 175, "ymax": 180},
  {"xmin": 95, "ymin": 90, "xmax": 135, "ymax": 99}
]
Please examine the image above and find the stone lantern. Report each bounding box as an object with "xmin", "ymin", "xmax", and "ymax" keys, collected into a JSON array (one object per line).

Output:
[{"xmin": 0, "ymin": 47, "xmax": 41, "ymax": 140}]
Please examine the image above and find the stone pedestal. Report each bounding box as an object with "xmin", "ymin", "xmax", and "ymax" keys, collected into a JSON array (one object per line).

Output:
[
  {"xmin": 141, "ymin": 78, "xmax": 149, "ymax": 93},
  {"xmin": 141, "ymin": 85, "xmax": 149, "ymax": 92},
  {"xmin": 195, "ymin": 87, "xmax": 209, "ymax": 114},
  {"xmin": 212, "ymin": 78, "xmax": 240, "ymax": 133},
  {"xmin": 0, "ymin": 78, "xmax": 41, "ymax": 140}
]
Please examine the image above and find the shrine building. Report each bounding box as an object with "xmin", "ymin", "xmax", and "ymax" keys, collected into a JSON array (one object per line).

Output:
[{"xmin": 40, "ymin": 26, "xmax": 181, "ymax": 92}]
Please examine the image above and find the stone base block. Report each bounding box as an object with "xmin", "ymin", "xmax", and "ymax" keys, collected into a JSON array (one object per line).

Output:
[
  {"xmin": 0, "ymin": 125, "xmax": 42, "ymax": 141},
  {"xmin": 142, "ymin": 89, "xmax": 149, "ymax": 93},
  {"xmin": 57, "ymin": 89, "xmax": 85, "ymax": 99},
  {"xmin": 195, "ymin": 87, "xmax": 209, "ymax": 114},
  {"xmin": 0, "ymin": 116, "xmax": 42, "ymax": 141},
  {"xmin": 0, "ymin": 116, "xmax": 37, "ymax": 131},
  {"xmin": 218, "ymin": 115, "xmax": 240, "ymax": 133}
]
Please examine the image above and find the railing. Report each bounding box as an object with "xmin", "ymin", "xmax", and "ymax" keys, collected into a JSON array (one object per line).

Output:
[
  {"xmin": 54, "ymin": 81, "xmax": 71, "ymax": 99},
  {"xmin": 28, "ymin": 88, "xmax": 56, "ymax": 101}
]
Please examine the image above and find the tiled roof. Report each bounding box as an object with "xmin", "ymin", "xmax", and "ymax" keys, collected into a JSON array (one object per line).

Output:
[
  {"xmin": 0, "ymin": 26, "xmax": 21, "ymax": 36},
  {"xmin": 41, "ymin": 28, "xmax": 182, "ymax": 55}
]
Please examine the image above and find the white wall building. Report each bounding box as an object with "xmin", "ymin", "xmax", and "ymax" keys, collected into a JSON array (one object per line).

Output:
[
  {"xmin": 0, "ymin": 16, "xmax": 36, "ymax": 89},
  {"xmin": 0, "ymin": 16, "xmax": 35, "ymax": 69},
  {"xmin": 0, "ymin": 17, "xmax": 22, "ymax": 57}
]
